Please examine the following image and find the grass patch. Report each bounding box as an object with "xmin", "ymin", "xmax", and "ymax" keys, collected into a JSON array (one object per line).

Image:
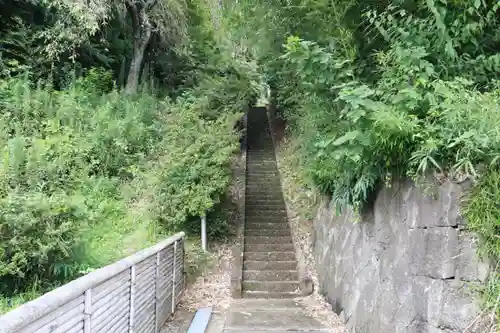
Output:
[
  {"xmin": 0, "ymin": 285, "xmax": 44, "ymax": 315},
  {"xmin": 275, "ymin": 136, "xmax": 319, "ymax": 221},
  {"xmin": 463, "ymin": 168, "xmax": 500, "ymax": 320}
]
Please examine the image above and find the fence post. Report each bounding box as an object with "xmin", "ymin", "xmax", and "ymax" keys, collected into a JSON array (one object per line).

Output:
[
  {"xmin": 129, "ymin": 265, "xmax": 136, "ymax": 333},
  {"xmin": 201, "ymin": 215, "xmax": 207, "ymax": 252},
  {"xmin": 83, "ymin": 289, "xmax": 92, "ymax": 333},
  {"xmin": 155, "ymin": 252, "xmax": 161, "ymax": 333},
  {"xmin": 171, "ymin": 241, "xmax": 177, "ymax": 313}
]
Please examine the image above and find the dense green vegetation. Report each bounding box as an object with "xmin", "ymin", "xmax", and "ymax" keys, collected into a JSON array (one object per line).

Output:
[
  {"xmin": 0, "ymin": 0, "xmax": 257, "ymax": 313},
  {"xmin": 224, "ymin": 0, "xmax": 500, "ymax": 321},
  {"xmin": 1, "ymin": 0, "xmax": 499, "ymax": 323}
]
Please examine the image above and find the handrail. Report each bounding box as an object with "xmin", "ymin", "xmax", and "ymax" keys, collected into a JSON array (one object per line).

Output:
[{"xmin": 0, "ymin": 232, "xmax": 186, "ymax": 333}]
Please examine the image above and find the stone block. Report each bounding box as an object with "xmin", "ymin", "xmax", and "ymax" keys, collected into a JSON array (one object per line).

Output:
[
  {"xmin": 438, "ymin": 281, "xmax": 481, "ymax": 331},
  {"xmin": 457, "ymin": 233, "xmax": 491, "ymax": 282},
  {"xmin": 312, "ymin": 180, "xmax": 485, "ymax": 333},
  {"xmin": 410, "ymin": 227, "xmax": 457, "ymax": 279},
  {"xmin": 299, "ymin": 276, "xmax": 314, "ymax": 296}
]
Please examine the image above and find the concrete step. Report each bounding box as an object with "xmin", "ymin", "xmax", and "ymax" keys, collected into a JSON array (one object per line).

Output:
[
  {"xmin": 247, "ymin": 161, "xmax": 276, "ymax": 164},
  {"xmin": 244, "ymin": 251, "xmax": 296, "ymax": 262},
  {"xmin": 245, "ymin": 203, "xmax": 286, "ymax": 209},
  {"xmin": 247, "ymin": 152, "xmax": 276, "ymax": 157},
  {"xmin": 245, "ymin": 228, "xmax": 291, "ymax": 236},
  {"xmin": 225, "ymin": 329, "xmax": 328, "ymax": 333},
  {"xmin": 243, "ymin": 270, "xmax": 299, "ymax": 281},
  {"xmin": 245, "ymin": 200, "xmax": 286, "ymax": 207},
  {"xmin": 247, "ymin": 158, "xmax": 276, "ymax": 162},
  {"xmin": 244, "ymin": 236, "xmax": 293, "ymax": 244},
  {"xmin": 245, "ymin": 221, "xmax": 289, "ymax": 228},
  {"xmin": 242, "ymin": 281, "xmax": 299, "ymax": 293},
  {"xmin": 245, "ymin": 205, "xmax": 286, "ymax": 211},
  {"xmin": 245, "ymin": 243, "xmax": 294, "ymax": 252},
  {"xmin": 225, "ymin": 306, "xmax": 328, "ymax": 332},
  {"xmin": 246, "ymin": 185, "xmax": 282, "ymax": 191},
  {"xmin": 247, "ymin": 135, "xmax": 272, "ymax": 138},
  {"xmin": 243, "ymin": 260, "xmax": 297, "ymax": 271},
  {"xmin": 245, "ymin": 184, "xmax": 283, "ymax": 195},
  {"xmin": 245, "ymin": 189, "xmax": 281, "ymax": 194},
  {"xmin": 246, "ymin": 158, "xmax": 277, "ymax": 164},
  {"xmin": 246, "ymin": 169, "xmax": 278, "ymax": 174},
  {"xmin": 245, "ymin": 200, "xmax": 285, "ymax": 207},
  {"xmin": 245, "ymin": 189, "xmax": 282, "ymax": 195},
  {"xmin": 246, "ymin": 180, "xmax": 280, "ymax": 186},
  {"xmin": 246, "ymin": 211, "xmax": 288, "ymax": 219},
  {"xmin": 246, "ymin": 167, "xmax": 279, "ymax": 173},
  {"xmin": 247, "ymin": 142, "xmax": 273, "ymax": 146},
  {"xmin": 246, "ymin": 171, "xmax": 280, "ymax": 175},
  {"xmin": 245, "ymin": 204, "xmax": 286, "ymax": 215},
  {"xmin": 245, "ymin": 205, "xmax": 286, "ymax": 212},
  {"xmin": 245, "ymin": 194, "xmax": 285, "ymax": 201},
  {"xmin": 245, "ymin": 224, "xmax": 289, "ymax": 231},
  {"xmin": 245, "ymin": 171, "xmax": 280, "ymax": 177},
  {"xmin": 245, "ymin": 198, "xmax": 284, "ymax": 204},
  {"xmin": 245, "ymin": 183, "xmax": 282, "ymax": 189},
  {"xmin": 229, "ymin": 299, "xmax": 305, "ymax": 310},
  {"xmin": 245, "ymin": 217, "xmax": 289, "ymax": 224},
  {"xmin": 240, "ymin": 290, "xmax": 299, "ymax": 299},
  {"xmin": 246, "ymin": 217, "xmax": 288, "ymax": 223},
  {"xmin": 246, "ymin": 178, "xmax": 282, "ymax": 185},
  {"xmin": 247, "ymin": 161, "xmax": 276, "ymax": 166}
]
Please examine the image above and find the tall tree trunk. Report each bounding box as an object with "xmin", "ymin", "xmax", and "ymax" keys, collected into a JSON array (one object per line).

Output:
[
  {"xmin": 124, "ymin": 0, "xmax": 156, "ymax": 94},
  {"xmin": 125, "ymin": 37, "xmax": 149, "ymax": 94}
]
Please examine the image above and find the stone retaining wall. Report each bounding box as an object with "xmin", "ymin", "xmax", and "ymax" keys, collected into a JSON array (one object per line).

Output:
[{"xmin": 313, "ymin": 179, "xmax": 490, "ymax": 333}]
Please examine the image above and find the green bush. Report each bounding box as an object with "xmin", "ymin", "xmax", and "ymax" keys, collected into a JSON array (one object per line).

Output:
[
  {"xmin": 226, "ymin": 0, "xmax": 500, "ymax": 317},
  {"xmin": 0, "ymin": 191, "xmax": 87, "ymax": 293},
  {"xmin": 281, "ymin": 37, "xmax": 500, "ymax": 211},
  {"xmin": 463, "ymin": 168, "xmax": 500, "ymax": 317},
  {"xmin": 0, "ymin": 66, "xmax": 256, "ymax": 309}
]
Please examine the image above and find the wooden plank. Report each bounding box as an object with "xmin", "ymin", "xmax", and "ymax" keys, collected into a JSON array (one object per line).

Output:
[
  {"xmin": 154, "ymin": 252, "xmax": 161, "ymax": 333},
  {"xmin": 24, "ymin": 304, "xmax": 83, "ymax": 333},
  {"xmin": 187, "ymin": 307, "xmax": 212, "ymax": 333},
  {"xmin": 92, "ymin": 272, "xmax": 130, "ymax": 303},
  {"xmin": 136, "ymin": 316, "xmax": 154, "ymax": 333},
  {"xmin": 171, "ymin": 241, "xmax": 177, "ymax": 313},
  {"xmin": 19, "ymin": 296, "xmax": 84, "ymax": 333},
  {"xmin": 129, "ymin": 265, "xmax": 135, "ymax": 333},
  {"xmin": 92, "ymin": 294, "xmax": 130, "ymax": 329},
  {"xmin": 134, "ymin": 303, "xmax": 154, "ymax": 332},
  {"xmin": 93, "ymin": 305, "xmax": 129, "ymax": 333},
  {"xmin": 92, "ymin": 287, "xmax": 130, "ymax": 323},
  {"xmin": 84, "ymin": 289, "xmax": 92, "ymax": 333}
]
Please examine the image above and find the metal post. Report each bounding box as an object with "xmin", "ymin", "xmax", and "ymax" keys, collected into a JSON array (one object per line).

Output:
[{"xmin": 201, "ymin": 215, "xmax": 207, "ymax": 252}]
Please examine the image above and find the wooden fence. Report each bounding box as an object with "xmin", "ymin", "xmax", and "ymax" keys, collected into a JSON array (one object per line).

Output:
[{"xmin": 0, "ymin": 232, "xmax": 186, "ymax": 333}]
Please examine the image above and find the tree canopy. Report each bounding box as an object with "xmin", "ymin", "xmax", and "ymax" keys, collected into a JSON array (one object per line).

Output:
[{"xmin": 0, "ymin": 0, "xmax": 498, "ymax": 324}]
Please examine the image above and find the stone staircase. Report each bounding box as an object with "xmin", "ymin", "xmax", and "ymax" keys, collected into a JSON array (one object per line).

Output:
[
  {"xmin": 222, "ymin": 107, "xmax": 329, "ymax": 332},
  {"xmin": 242, "ymin": 107, "xmax": 300, "ymax": 299}
]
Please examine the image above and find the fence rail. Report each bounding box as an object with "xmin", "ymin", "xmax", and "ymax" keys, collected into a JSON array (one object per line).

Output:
[{"xmin": 0, "ymin": 232, "xmax": 186, "ymax": 333}]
